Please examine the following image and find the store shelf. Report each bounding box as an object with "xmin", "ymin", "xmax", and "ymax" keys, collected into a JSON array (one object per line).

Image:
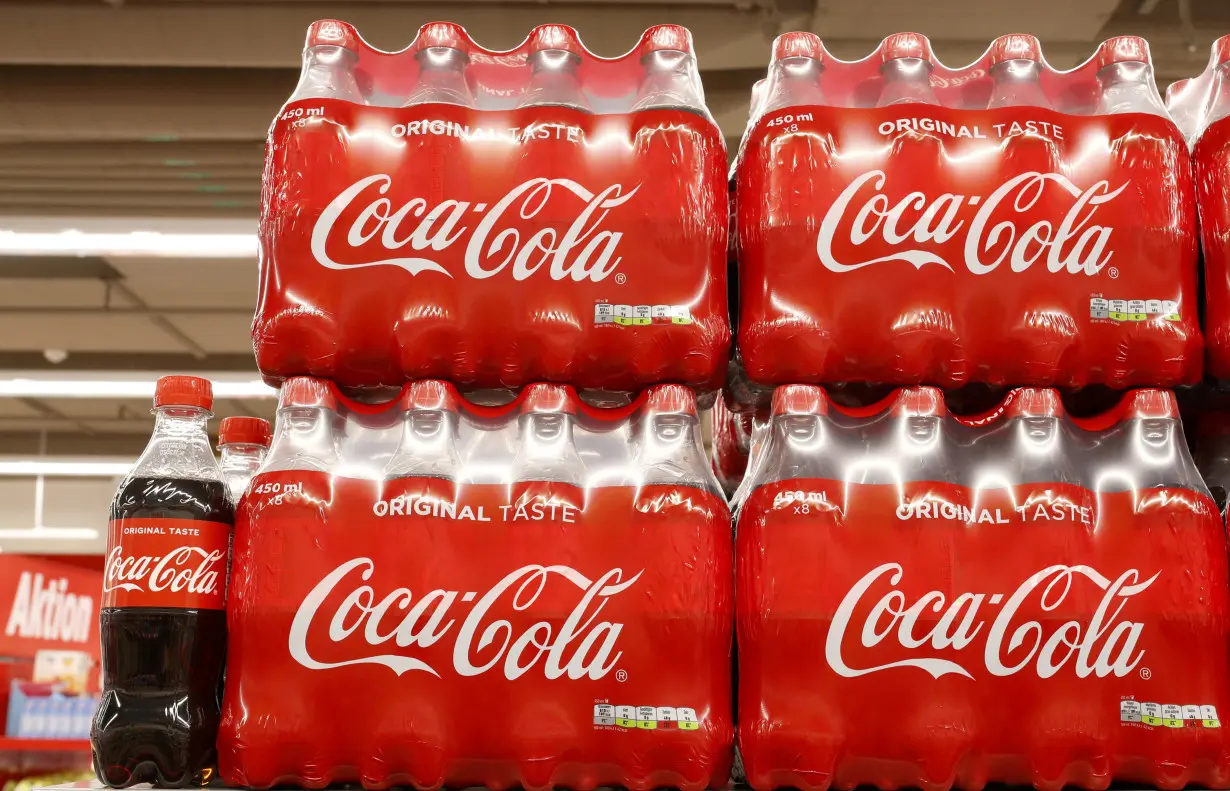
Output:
[{"xmin": 0, "ymin": 738, "xmax": 89, "ymax": 753}]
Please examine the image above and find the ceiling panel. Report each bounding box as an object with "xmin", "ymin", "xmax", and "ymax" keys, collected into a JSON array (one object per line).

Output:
[{"xmin": 0, "ymin": 314, "xmax": 198, "ymax": 352}]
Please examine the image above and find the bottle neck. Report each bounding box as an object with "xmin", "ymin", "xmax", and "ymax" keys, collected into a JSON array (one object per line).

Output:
[
  {"xmin": 987, "ymin": 60, "xmax": 1050, "ymax": 109},
  {"xmin": 131, "ymin": 406, "xmax": 220, "ymax": 481},
  {"xmin": 1096, "ymin": 62, "xmax": 1167, "ymax": 116},
  {"xmin": 763, "ymin": 57, "xmax": 825, "ymax": 112},
  {"xmin": 514, "ymin": 413, "xmax": 581, "ymax": 483},
  {"xmin": 219, "ymin": 443, "xmax": 267, "ymax": 469},
  {"xmin": 406, "ymin": 47, "xmax": 473, "ymax": 106},
  {"xmin": 291, "ymin": 45, "xmax": 362, "ymax": 103},
  {"xmin": 1207, "ymin": 62, "xmax": 1230, "ymax": 128},
  {"xmin": 878, "ymin": 58, "xmax": 937, "ymax": 106},
  {"xmin": 632, "ymin": 50, "xmax": 702, "ymax": 112},
  {"xmin": 264, "ymin": 407, "xmax": 339, "ymax": 471},
  {"xmin": 521, "ymin": 50, "xmax": 588, "ymax": 110}
]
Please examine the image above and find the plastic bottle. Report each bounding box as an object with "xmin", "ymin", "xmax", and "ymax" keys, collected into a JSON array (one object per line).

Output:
[
  {"xmin": 92, "ymin": 376, "xmax": 233, "ymax": 788},
  {"xmin": 987, "ymin": 34, "xmax": 1051, "ymax": 109},
  {"xmin": 262, "ymin": 377, "xmax": 341, "ymax": 474},
  {"xmin": 386, "ymin": 380, "xmax": 462, "ymax": 479},
  {"xmin": 631, "ymin": 24, "xmax": 705, "ymax": 113},
  {"xmin": 217, "ymin": 417, "xmax": 272, "ymax": 505},
  {"xmin": 876, "ymin": 33, "xmax": 939, "ymax": 107},
  {"xmin": 1094, "ymin": 36, "xmax": 1169, "ymax": 117},
  {"xmin": 892, "ymin": 387, "xmax": 954, "ymax": 483},
  {"xmin": 510, "ymin": 383, "xmax": 583, "ymax": 485},
  {"xmin": 1203, "ymin": 36, "xmax": 1230, "ymax": 129},
  {"xmin": 638, "ymin": 385, "xmax": 717, "ymax": 493},
  {"xmin": 403, "ymin": 22, "xmax": 474, "ymax": 107},
  {"xmin": 762, "ymin": 32, "xmax": 827, "ymax": 114},
  {"xmin": 519, "ymin": 25, "xmax": 591, "ymax": 111},
  {"xmin": 288, "ymin": 19, "xmax": 364, "ymax": 104}
]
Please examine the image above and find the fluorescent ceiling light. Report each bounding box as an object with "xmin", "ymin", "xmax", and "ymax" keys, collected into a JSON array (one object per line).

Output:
[
  {"xmin": 0, "ymin": 373, "xmax": 275, "ymax": 400},
  {"xmin": 0, "ymin": 230, "xmax": 257, "ymax": 258},
  {"xmin": 0, "ymin": 459, "xmax": 132, "ymax": 477},
  {"xmin": 0, "ymin": 527, "xmax": 100, "ymax": 540}
]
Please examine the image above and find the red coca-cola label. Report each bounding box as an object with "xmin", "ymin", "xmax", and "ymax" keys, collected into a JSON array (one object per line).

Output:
[
  {"xmin": 220, "ymin": 473, "xmax": 734, "ymax": 790},
  {"xmin": 736, "ymin": 105, "xmax": 1201, "ymax": 389},
  {"xmin": 1196, "ymin": 117, "xmax": 1230, "ymax": 381},
  {"xmin": 102, "ymin": 518, "xmax": 230, "ymax": 610},
  {"xmin": 736, "ymin": 479, "xmax": 1230, "ymax": 789},
  {"xmin": 255, "ymin": 102, "xmax": 729, "ymax": 391}
]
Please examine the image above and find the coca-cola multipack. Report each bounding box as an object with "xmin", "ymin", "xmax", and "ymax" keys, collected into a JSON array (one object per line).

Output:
[
  {"xmin": 218, "ymin": 377, "xmax": 733, "ymax": 789},
  {"xmin": 254, "ymin": 20, "xmax": 729, "ymax": 394},
  {"xmin": 733, "ymin": 32, "xmax": 1200, "ymax": 398},
  {"xmin": 735, "ymin": 384, "xmax": 1230, "ymax": 790},
  {"xmin": 1168, "ymin": 36, "xmax": 1230, "ymax": 380}
]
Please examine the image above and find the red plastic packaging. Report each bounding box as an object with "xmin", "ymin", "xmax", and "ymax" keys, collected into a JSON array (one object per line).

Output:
[
  {"xmin": 1170, "ymin": 35, "xmax": 1230, "ymax": 380},
  {"xmin": 254, "ymin": 20, "xmax": 730, "ymax": 393},
  {"xmin": 736, "ymin": 385, "xmax": 1230, "ymax": 790},
  {"xmin": 735, "ymin": 33, "xmax": 1200, "ymax": 393},
  {"xmin": 219, "ymin": 378, "xmax": 734, "ymax": 790}
]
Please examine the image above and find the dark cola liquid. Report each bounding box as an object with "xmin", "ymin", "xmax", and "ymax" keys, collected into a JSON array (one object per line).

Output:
[{"xmin": 92, "ymin": 476, "xmax": 232, "ymax": 788}]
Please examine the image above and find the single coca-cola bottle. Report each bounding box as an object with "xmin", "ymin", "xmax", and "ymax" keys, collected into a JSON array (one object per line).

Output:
[
  {"xmin": 638, "ymin": 385, "xmax": 718, "ymax": 493},
  {"xmin": 631, "ymin": 24, "xmax": 704, "ymax": 114},
  {"xmin": 403, "ymin": 22, "xmax": 474, "ymax": 107},
  {"xmin": 288, "ymin": 19, "xmax": 364, "ymax": 104},
  {"xmin": 987, "ymin": 34, "xmax": 1051, "ymax": 109},
  {"xmin": 263, "ymin": 378, "xmax": 341, "ymax": 474},
  {"xmin": 510, "ymin": 383, "xmax": 583, "ymax": 485},
  {"xmin": 217, "ymin": 417, "xmax": 271, "ymax": 505},
  {"xmin": 1094, "ymin": 36, "xmax": 1168, "ymax": 117},
  {"xmin": 762, "ymin": 32, "xmax": 826, "ymax": 113},
  {"xmin": 518, "ymin": 26, "xmax": 591, "ymax": 111},
  {"xmin": 386, "ymin": 380, "xmax": 462, "ymax": 479},
  {"xmin": 92, "ymin": 376, "xmax": 233, "ymax": 788},
  {"xmin": 877, "ymin": 32, "xmax": 939, "ymax": 107}
]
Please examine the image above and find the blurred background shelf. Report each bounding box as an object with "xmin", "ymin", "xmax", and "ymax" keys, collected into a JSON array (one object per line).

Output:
[{"xmin": 0, "ymin": 738, "xmax": 88, "ymax": 753}]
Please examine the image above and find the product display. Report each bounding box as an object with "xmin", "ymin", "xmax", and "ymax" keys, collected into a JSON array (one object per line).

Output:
[
  {"xmin": 734, "ymin": 32, "xmax": 1201, "ymax": 395},
  {"xmin": 218, "ymin": 377, "xmax": 734, "ymax": 790},
  {"xmin": 92, "ymin": 377, "xmax": 234, "ymax": 788},
  {"xmin": 737, "ymin": 385, "xmax": 1230, "ymax": 790},
  {"xmin": 1168, "ymin": 36, "xmax": 1230, "ymax": 380},
  {"xmin": 217, "ymin": 417, "xmax": 272, "ymax": 504},
  {"xmin": 252, "ymin": 20, "xmax": 730, "ymax": 394}
]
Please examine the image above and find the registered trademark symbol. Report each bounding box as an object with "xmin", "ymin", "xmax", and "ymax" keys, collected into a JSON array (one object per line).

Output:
[
  {"xmin": 615, "ymin": 669, "xmax": 628, "ymax": 682},
  {"xmin": 1140, "ymin": 667, "xmax": 1152, "ymax": 680},
  {"xmin": 614, "ymin": 273, "xmax": 627, "ymax": 285},
  {"xmin": 1108, "ymin": 267, "xmax": 1120, "ymax": 279}
]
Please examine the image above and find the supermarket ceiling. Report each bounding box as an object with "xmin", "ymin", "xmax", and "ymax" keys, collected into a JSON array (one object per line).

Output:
[{"xmin": 0, "ymin": 0, "xmax": 1226, "ymax": 455}]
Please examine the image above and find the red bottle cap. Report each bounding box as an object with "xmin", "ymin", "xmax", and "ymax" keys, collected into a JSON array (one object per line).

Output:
[
  {"xmin": 306, "ymin": 19, "xmax": 359, "ymax": 52},
  {"xmin": 415, "ymin": 22, "xmax": 470, "ymax": 54},
  {"xmin": 279, "ymin": 377, "xmax": 338, "ymax": 411},
  {"xmin": 882, "ymin": 32, "xmax": 933, "ymax": 64},
  {"xmin": 219, "ymin": 417, "xmax": 272, "ymax": 448},
  {"xmin": 643, "ymin": 384, "xmax": 697, "ymax": 417},
  {"xmin": 771, "ymin": 385, "xmax": 828, "ymax": 417},
  {"xmin": 641, "ymin": 24, "xmax": 693, "ymax": 56},
  {"xmin": 521, "ymin": 383, "xmax": 576, "ymax": 415},
  {"xmin": 989, "ymin": 34, "xmax": 1042, "ymax": 65},
  {"xmin": 154, "ymin": 375, "xmax": 213, "ymax": 410},
  {"xmin": 1119, "ymin": 389, "xmax": 1178, "ymax": 420},
  {"xmin": 891, "ymin": 387, "xmax": 947, "ymax": 417},
  {"xmin": 1214, "ymin": 35, "xmax": 1230, "ymax": 67},
  {"xmin": 773, "ymin": 32, "xmax": 823, "ymax": 62},
  {"xmin": 526, "ymin": 25, "xmax": 583, "ymax": 56},
  {"xmin": 1003, "ymin": 388, "xmax": 1063, "ymax": 419},
  {"xmin": 1097, "ymin": 36, "xmax": 1151, "ymax": 69},
  {"xmin": 402, "ymin": 380, "xmax": 461, "ymax": 412}
]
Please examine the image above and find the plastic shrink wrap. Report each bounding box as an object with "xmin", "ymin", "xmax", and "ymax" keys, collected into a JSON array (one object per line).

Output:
[
  {"xmin": 736, "ymin": 385, "xmax": 1230, "ymax": 790},
  {"xmin": 734, "ymin": 32, "xmax": 1201, "ymax": 398},
  {"xmin": 219, "ymin": 377, "xmax": 734, "ymax": 790}
]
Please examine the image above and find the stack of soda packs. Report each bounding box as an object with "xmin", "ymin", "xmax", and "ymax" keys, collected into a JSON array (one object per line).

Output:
[{"xmin": 95, "ymin": 18, "xmax": 1230, "ymax": 791}]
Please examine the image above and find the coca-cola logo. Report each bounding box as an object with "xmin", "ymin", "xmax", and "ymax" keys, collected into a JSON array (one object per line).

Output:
[
  {"xmin": 817, "ymin": 170, "xmax": 1127, "ymax": 275},
  {"xmin": 311, "ymin": 175, "xmax": 639, "ymax": 281},
  {"xmin": 103, "ymin": 545, "xmax": 225, "ymax": 598},
  {"xmin": 289, "ymin": 558, "xmax": 642, "ymax": 681},
  {"xmin": 827, "ymin": 563, "xmax": 1157, "ymax": 680}
]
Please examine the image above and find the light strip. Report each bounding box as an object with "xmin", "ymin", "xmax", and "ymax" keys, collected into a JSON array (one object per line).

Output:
[
  {"xmin": 0, "ymin": 374, "xmax": 275, "ymax": 400},
  {"xmin": 0, "ymin": 527, "xmax": 100, "ymax": 540},
  {"xmin": 0, "ymin": 459, "xmax": 132, "ymax": 477},
  {"xmin": 0, "ymin": 230, "xmax": 258, "ymax": 258}
]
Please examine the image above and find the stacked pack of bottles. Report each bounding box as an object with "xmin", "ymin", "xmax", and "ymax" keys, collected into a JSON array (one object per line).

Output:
[
  {"xmin": 732, "ymin": 31, "xmax": 1200, "ymax": 398},
  {"xmin": 254, "ymin": 19, "xmax": 730, "ymax": 393},
  {"xmin": 729, "ymin": 30, "xmax": 1230, "ymax": 791}
]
